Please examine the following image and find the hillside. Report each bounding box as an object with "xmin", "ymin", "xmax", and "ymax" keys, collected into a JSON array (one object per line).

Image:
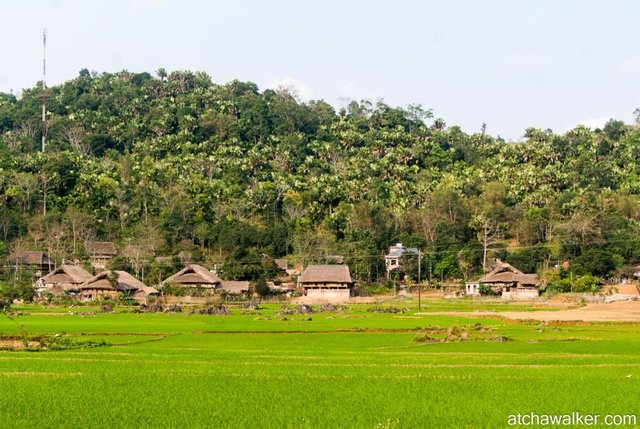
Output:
[{"xmin": 1, "ymin": 69, "xmax": 640, "ymax": 284}]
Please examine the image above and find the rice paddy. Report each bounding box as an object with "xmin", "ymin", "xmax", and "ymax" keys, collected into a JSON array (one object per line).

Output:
[{"xmin": 0, "ymin": 299, "xmax": 638, "ymax": 428}]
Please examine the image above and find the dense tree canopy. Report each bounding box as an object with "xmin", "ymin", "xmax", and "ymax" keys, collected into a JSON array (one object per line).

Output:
[{"xmin": 1, "ymin": 69, "xmax": 640, "ymax": 283}]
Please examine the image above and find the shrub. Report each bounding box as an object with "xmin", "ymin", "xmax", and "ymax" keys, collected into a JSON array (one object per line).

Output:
[
  {"xmin": 546, "ymin": 278, "xmax": 572, "ymax": 294},
  {"xmin": 0, "ymin": 280, "xmax": 35, "ymax": 302},
  {"xmin": 572, "ymin": 274, "xmax": 602, "ymax": 293},
  {"xmin": 253, "ymin": 277, "xmax": 270, "ymax": 297},
  {"xmin": 478, "ymin": 284, "xmax": 498, "ymax": 296}
]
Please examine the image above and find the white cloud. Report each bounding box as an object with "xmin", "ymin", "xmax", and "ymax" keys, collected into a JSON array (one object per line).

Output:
[
  {"xmin": 568, "ymin": 116, "xmax": 611, "ymax": 131},
  {"xmin": 267, "ymin": 76, "xmax": 314, "ymax": 101}
]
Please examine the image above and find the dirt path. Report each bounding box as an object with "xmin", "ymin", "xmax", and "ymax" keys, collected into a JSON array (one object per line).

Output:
[{"xmin": 426, "ymin": 301, "xmax": 640, "ymax": 322}]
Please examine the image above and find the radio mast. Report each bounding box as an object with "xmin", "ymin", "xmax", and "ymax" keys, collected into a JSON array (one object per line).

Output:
[{"xmin": 41, "ymin": 28, "xmax": 47, "ymax": 152}]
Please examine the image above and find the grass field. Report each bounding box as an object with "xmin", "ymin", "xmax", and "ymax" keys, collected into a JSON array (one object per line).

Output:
[{"xmin": 0, "ymin": 299, "xmax": 638, "ymax": 428}]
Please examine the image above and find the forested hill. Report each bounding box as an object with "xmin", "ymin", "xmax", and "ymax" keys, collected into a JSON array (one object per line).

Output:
[{"xmin": 1, "ymin": 69, "xmax": 640, "ymax": 283}]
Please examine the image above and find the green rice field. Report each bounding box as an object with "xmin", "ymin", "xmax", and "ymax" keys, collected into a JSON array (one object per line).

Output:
[{"xmin": 0, "ymin": 299, "xmax": 639, "ymax": 428}]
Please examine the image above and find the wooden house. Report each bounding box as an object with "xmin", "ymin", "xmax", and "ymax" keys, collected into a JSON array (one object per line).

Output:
[
  {"xmin": 470, "ymin": 260, "xmax": 540, "ymax": 300},
  {"xmin": 220, "ymin": 280, "xmax": 250, "ymax": 296},
  {"xmin": 38, "ymin": 264, "xmax": 93, "ymax": 296},
  {"xmin": 7, "ymin": 251, "xmax": 53, "ymax": 277},
  {"xmin": 298, "ymin": 265, "xmax": 354, "ymax": 301},
  {"xmin": 161, "ymin": 264, "xmax": 221, "ymax": 294},
  {"xmin": 273, "ymin": 258, "xmax": 300, "ymax": 277},
  {"xmin": 78, "ymin": 270, "xmax": 157, "ymax": 303},
  {"xmin": 85, "ymin": 241, "xmax": 118, "ymax": 270}
]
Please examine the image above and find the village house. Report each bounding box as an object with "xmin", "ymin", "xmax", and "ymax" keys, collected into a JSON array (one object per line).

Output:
[
  {"xmin": 38, "ymin": 264, "xmax": 93, "ymax": 296},
  {"xmin": 384, "ymin": 243, "xmax": 419, "ymax": 276},
  {"xmin": 7, "ymin": 250, "xmax": 54, "ymax": 277},
  {"xmin": 78, "ymin": 270, "xmax": 158, "ymax": 303},
  {"xmin": 85, "ymin": 241, "xmax": 118, "ymax": 270},
  {"xmin": 466, "ymin": 260, "xmax": 541, "ymax": 300},
  {"xmin": 298, "ymin": 265, "xmax": 355, "ymax": 302},
  {"xmin": 220, "ymin": 280, "xmax": 250, "ymax": 296},
  {"xmin": 274, "ymin": 258, "xmax": 301, "ymax": 277},
  {"xmin": 161, "ymin": 264, "xmax": 221, "ymax": 295},
  {"xmin": 633, "ymin": 264, "xmax": 640, "ymax": 278}
]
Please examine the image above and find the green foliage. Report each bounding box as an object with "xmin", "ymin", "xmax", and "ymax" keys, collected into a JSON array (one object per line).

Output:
[
  {"xmin": 571, "ymin": 248, "xmax": 619, "ymax": 276},
  {"xmin": 253, "ymin": 277, "xmax": 270, "ymax": 297},
  {"xmin": 221, "ymin": 248, "xmax": 263, "ymax": 280},
  {"xmin": 478, "ymin": 284, "xmax": 498, "ymax": 296},
  {"xmin": 1, "ymin": 72, "xmax": 640, "ymax": 284},
  {"xmin": 505, "ymin": 245, "xmax": 550, "ymax": 274},
  {"xmin": 0, "ymin": 280, "xmax": 35, "ymax": 302},
  {"xmin": 571, "ymin": 274, "xmax": 602, "ymax": 293}
]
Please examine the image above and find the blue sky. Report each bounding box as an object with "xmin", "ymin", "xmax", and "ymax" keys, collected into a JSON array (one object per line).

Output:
[{"xmin": 2, "ymin": 0, "xmax": 640, "ymax": 140}]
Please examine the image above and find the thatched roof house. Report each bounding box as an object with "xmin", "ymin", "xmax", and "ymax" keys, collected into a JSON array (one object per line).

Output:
[
  {"xmin": 299, "ymin": 265, "xmax": 354, "ymax": 301},
  {"xmin": 7, "ymin": 251, "xmax": 53, "ymax": 276},
  {"xmin": 220, "ymin": 280, "xmax": 250, "ymax": 295},
  {"xmin": 86, "ymin": 241, "xmax": 117, "ymax": 255},
  {"xmin": 86, "ymin": 241, "xmax": 118, "ymax": 269},
  {"xmin": 161, "ymin": 264, "xmax": 221, "ymax": 294},
  {"xmin": 39, "ymin": 265, "xmax": 93, "ymax": 295},
  {"xmin": 273, "ymin": 258, "xmax": 300, "ymax": 277},
  {"xmin": 472, "ymin": 260, "xmax": 540, "ymax": 300},
  {"xmin": 79, "ymin": 270, "xmax": 157, "ymax": 303},
  {"xmin": 274, "ymin": 258, "xmax": 288, "ymax": 272}
]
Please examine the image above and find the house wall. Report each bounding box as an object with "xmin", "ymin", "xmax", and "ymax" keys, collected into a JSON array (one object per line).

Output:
[
  {"xmin": 43, "ymin": 282, "xmax": 77, "ymax": 296},
  {"xmin": 161, "ymin": 296, "xmax": 222, "ymax": 305},
  {"xmin": 91, "ymin": 256, "xmax": 114, "ymax": 270},
  {"xmin": 502, "ymin": 288, "xmax": 539, "ymax": 300},
  {"xmin": 465, "ymin": 282, "xmax": 480, "ymax": 296},
  {"xmin": 305, "ymin": 288, "xmax": 351, "ymax": 302},
  {"xmin": 164, "ymin": 284, "xmax": 218, "ymax": 295},
  {"xmin": 80, "ymin": 289, "xmax": 121, "ymax": 301}
]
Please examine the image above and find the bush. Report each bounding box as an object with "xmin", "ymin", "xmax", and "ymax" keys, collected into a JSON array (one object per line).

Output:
[
  {"xmin": 161, "ymin": 285, "xmax": 186, "ymax": 297},
  {"xmin": 546, "ymin": 278, "xmax": 572, "ymax": 294},
  {"xmin": 253, "ymin": 277, "xmax": 270, "ymax": 297},
  {"xmin": 478, "ymin": 284, "xmax": 498, "ymax": 296},
  {"xmin": 572, "ymin": 274, "xmax": 602, "ymax": 293},
  {"xmin": 0, "ymin": 280, "xmax": 35, "ymax": 302}
]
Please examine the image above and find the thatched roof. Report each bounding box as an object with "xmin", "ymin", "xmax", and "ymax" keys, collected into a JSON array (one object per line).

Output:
[
  {"xmin": 86, "ymin": 241, "xmax": 118, "ymax": 256},
  {"xmin": 220, "ymin": 280, "xmax": 250, "ymax": 294},
  {"xmin": 326, "ymin": 255, "xmax": 345, "ymax": 264},
  {"xmin": 274, "ymin": 258, "xmax": 289, "ymax": 271},
  {"xmin": 7, "ymin": 251, "xmax": 51, "ymax": 265},
  {"xmin": 162, "ymin": 264, "xmax": 221, "ymax": 288},
  {"xmin": 513, "ymin": 274, "xmax": 540, "ymax": 286},
  {"xmin": 479, "ymin": 261, "xmax": 539, "ymax": 286},
  {"xmin": 79, "ymin": 271, "xmax": 146, "ymax": 292},
  {"xmin": 133, "ymin": 285, "xmax": 159, "ymax": 296},
  {"xmin": 299, "ymin": 265, "xmax": 354, "ymax": 284},
  {"xmin": 41, "ymin": 265, "xmax": 92, "ymax": 285}
]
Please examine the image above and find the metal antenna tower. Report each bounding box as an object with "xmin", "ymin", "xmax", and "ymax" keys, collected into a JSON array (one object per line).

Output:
[{"xmin": 41, "ymin": 28, "xmax": 47, "ymax": 152}]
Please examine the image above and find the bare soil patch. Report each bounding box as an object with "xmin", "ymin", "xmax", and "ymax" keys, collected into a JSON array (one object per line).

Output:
[{"xmin": 427, "ymin": 301, "xmax": 640, "ymax": 322}]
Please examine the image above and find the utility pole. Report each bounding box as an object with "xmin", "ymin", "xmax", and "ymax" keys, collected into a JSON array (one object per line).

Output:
[
  {"xmin": 417, "ymin": 249, "xmax": 421, "ymax": 284},
  {"xmin": 41, "ymin": 28, "xmax": 47, "ymax": 153},
  {"xmin": 417, "ymin": 249, "xmax": 422, "ymax": 311}
]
